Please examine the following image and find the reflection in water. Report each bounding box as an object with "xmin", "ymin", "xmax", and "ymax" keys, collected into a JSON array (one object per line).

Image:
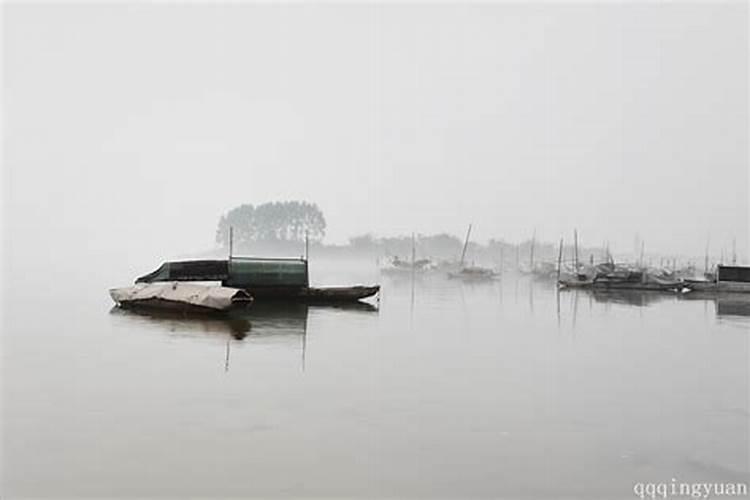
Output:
[
  {"xmin": 109, "ymin": 306, "xmax": 252, "ymax": 339},
  {"xmin": 7, "ymin": 269, "xmax": 747, "ymax": 499},
  {"xmin": 589, "ymin": 289, "xmax": 677, "ymax": 308},
  {"xmin": 716, "ymin": 295, "xmax": 750, "ymax": 319},
  {"xmin": 110, "ymin": 302, "xmax": 379, "ymax": 370}
]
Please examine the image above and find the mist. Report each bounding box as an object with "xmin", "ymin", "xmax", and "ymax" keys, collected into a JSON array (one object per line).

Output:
[{"xmin": 3, "ymin": 3, "xmax": 748, "ymax": 269}]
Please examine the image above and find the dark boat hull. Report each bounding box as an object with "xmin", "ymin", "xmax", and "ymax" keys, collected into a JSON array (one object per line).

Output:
[
  {"xmin": 246, "ymin": 285, "xmax": 380, "ymax": 303},
  {"xmin": 591, "ymin": 281, "xmax": 682, "ymax": 291}
]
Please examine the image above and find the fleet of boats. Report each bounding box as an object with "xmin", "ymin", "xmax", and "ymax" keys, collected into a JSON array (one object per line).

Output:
[
  {"xmin": 558, "ymin": 263, "xmax": 750, "ymax": 294},
  {"xmin": 109, "ymin": 228, "xmax": 749, "ymax": 315}
]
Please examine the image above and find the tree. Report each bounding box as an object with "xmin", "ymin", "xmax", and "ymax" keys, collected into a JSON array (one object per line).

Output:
[{"xmin": 216, "ymin": 201, "xmax": 326, "ymax": 248}]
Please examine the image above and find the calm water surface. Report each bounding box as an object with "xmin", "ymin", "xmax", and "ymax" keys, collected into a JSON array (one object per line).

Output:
[{"xmin": 2, "ymin": 258, "xmax": 748, "ymax": 499}]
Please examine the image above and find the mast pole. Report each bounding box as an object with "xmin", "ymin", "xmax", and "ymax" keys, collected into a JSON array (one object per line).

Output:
[
  {"xmin": 460, "ymin": 224, "xmax": 472, "ymax": 267},
  {"xmin": 229, "ymin": 226, "xmax": 233, "ymax": 260},
  {"xmin": 556, "ymin": 238, "xmax": 564, "ymax": 284}
]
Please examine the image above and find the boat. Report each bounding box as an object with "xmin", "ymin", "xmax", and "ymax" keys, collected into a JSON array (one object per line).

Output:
[
  {"xmin": 447, "ymin": 266, "xmax": 499, "ymax": 281},
  {"xmin": 558, "ymin": 274, "xmax": 594, "ymax": 288},
  {"xmin": 684, "ymin": 265, "xmax": 750, "ymax": 293},
  {"xmin": 591, "ymin": 269, "xmax": 683, "ymax": 291},
  {"xmin": 380, "ymin": 256, "xmax": 436, "ymax": 275},
  {"xmin": 132, "ymin": 257, "xmax": 380, "ymax": 303},
  {"xmin": 110, "ymin": 282, "xmax": 253, "ymax": 313},
  {"xmin": 446, "ymin": 224, "xmax": 499, "ymax": 281}
]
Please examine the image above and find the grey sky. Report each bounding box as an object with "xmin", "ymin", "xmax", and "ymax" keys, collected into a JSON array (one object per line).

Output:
[{"xmin": 3, "ymin": 3, "xmax": 748, "ymax": 263}]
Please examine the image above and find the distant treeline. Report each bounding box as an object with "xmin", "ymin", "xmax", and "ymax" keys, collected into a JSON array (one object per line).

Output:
[
  {"xmin": 216, "ymin": 201, "xmax": 326, "ymax": 251},
  {"xmin": 214, "ymin": 201, "xmax": 679, "ymax": 266}
]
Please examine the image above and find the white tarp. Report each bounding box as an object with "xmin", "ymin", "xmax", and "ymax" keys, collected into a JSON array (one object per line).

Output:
[{"xmin": 110, "ymin": 282, "xmax": 251, "ymax": 311}]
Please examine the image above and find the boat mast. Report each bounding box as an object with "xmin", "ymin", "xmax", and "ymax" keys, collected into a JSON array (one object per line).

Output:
[
  {"xmin": 229, "ymin": 226, "xmax": 234, "ymax": 260},
  {"xmin": 529, "ymin": 229, "xmax": 536, "ymax": 270},
  {"xmin": 228, "ymin": 226, "xmax": 234, "ymax": 277},
  {"xmin": 704, "ymin": 236, "xmax": 710, "ymax": 274},
  {"xmin": 305, "ymin": 230, "xmax": 309, "ymax": 261},
  {"xmin": 556, "ymin": 238, "xmax": 564, "ymax": 283},
  {"xmin": 460, "ymin": 224, "xmax": 472, "ymax": 267},
  {"xmin": 411, "ymin": 232, "xmax": 416, "ymax": 270},
  {"xmin": 639, "ymin": 241, "xmax": 645, "ymax": 269}
]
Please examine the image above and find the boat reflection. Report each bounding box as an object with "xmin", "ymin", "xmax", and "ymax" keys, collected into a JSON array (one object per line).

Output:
[
  {"xmin": 558, "ymin": 288, "xmax": 677, "ymax": 308},
  {"xmin": 110, "ymin": 301, "xmax": 378, "ymax": 371},
  {"xmin": 715, "ymin": 295, "xmax": 750, "ymax": 319},
  {"xmin": 589, "ymin": 289, "xmax": 676, "ymax": 307},
  {"xmin": 109, "ymin": 306, "xmax": 253, "ymax": 339}
]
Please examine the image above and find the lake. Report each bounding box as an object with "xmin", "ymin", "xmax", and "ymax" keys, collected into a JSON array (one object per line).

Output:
[{"xmin": 2, "ymin": 257, "xmax": 748, "ymax": 499}]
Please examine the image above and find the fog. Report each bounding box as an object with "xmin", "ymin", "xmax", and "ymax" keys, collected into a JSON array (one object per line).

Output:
[{"xmin": 3, "ymin": 3, "xmax": 748, "ymax": 268}]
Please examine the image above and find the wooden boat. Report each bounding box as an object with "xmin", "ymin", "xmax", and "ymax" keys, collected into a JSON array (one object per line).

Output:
[
  {"xmin": 447, "ymin": 224, "xmax": 499, "ymax": 281},
  {"xmin": 133, "ymin": 257, "xmax": 380, "ymax": 303},
  {"xmin": 303, "ymin": 285, "xmax": 381, "ymax": 302},
  {"xmin": 110, "ymin": 282, "xmax": 253, "ymax": 313},
  {"xmin": 558, "ymin": 276, "xmax": 594, "ymax": 289},
  {"xmin": 380, "ymin": 257, "xmax": 435, "ymax": 275},
  {"xmin": 447, "ymin": 266, "xmax": 499, "ymax": 281},
  {"xmin": 591, "ymin": 272, "xmax": 682, "ymax": 291}
]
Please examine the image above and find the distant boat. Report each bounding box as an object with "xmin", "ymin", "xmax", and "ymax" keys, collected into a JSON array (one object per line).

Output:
[
  {"xmin": 447, "ymin": 223, "xmax": 499, "ymax": 281},
  {"xmin": 380, "ymin": 256, "xmax": 436, "ymax": 275},
  {"xmin": 447, "ymin": 266, "xmax": 499, "ymax": 281},
  {"xmin": 129, "ymin": 257, "xmax": 380, "ymax": 303}
]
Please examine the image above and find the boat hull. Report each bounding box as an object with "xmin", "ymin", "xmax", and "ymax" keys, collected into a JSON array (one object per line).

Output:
[
  {"xmin": 245, "ymin": 285, "xmax": 380, "ymax": 302},
  {"xmin": 684, "ymin": 281, "xmax": 750, "ymax": 293}
]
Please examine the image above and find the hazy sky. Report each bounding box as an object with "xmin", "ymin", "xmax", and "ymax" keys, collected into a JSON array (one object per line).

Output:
[{"xmin": 3, "ymin": 3, "xmax": 748, "ymax": 264}]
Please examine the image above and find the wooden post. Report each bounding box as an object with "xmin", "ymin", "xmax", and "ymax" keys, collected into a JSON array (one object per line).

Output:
[
  {"xmin": 305, "ymin": 230, "xmax": 309, "ymax": 261},
  {"xmin": 529, "ymin": 230, "xmax": 536, "ymax": 270},
  {"xmin": 574, "ymin": 229, "xmax": 579, "ymax": 271}
]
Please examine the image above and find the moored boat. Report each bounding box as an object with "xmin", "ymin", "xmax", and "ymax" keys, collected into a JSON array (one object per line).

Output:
[
  {"xmin": 447, "ymin": 266, "xmax": 499, "ymax": 281},
  {"xmin": 131, "ymin": 257, "xmax": 380, "ymax": 303},
  {"xmin": 684, "ymin": 265, "xmax": 750, "ymax": 293}
]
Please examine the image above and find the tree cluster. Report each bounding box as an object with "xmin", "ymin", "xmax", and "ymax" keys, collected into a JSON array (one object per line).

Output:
[{"xmin": 216, "ymin": 201, "xmax": 326, "ymax": 248}]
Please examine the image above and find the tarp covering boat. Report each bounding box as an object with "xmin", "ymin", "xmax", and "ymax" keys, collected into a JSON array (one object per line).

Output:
[
  {"xmin": 136, "ymin": 258, "xmax": 308, "ymax": 289},
  {"xmin": 110, "ymin": 282, "xmax": 253, "ymax": 312}
]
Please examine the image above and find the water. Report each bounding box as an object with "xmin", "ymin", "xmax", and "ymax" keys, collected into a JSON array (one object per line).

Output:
[{"xmin": 2, "ymin": 258, "xmax": 748, "ymax": 499}]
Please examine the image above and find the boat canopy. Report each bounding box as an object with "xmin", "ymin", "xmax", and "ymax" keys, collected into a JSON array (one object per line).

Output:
[{"xmin": 136, "ymin": 258, "xmax": 309, "ymax": 289}]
